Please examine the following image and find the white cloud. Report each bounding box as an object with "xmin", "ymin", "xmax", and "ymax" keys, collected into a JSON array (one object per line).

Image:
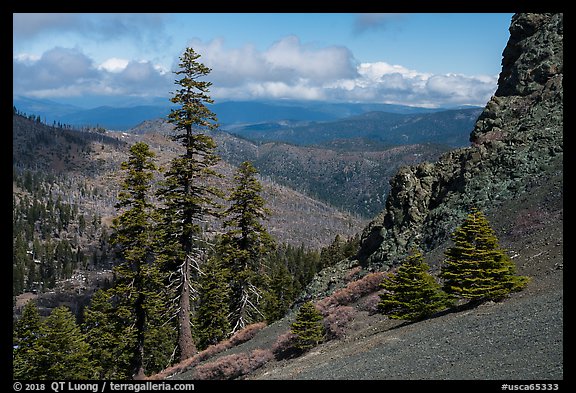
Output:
[
  {"xmin": 358, "ymin": 62, "xmax": 428, "ymax": 81},
  {"xmin": 187, "ymin": 38, "xmax": 268, "ymax": 86},
  {"xmin": 263, "ymin": 36, "xmax": 358, "ymax": 82},
  {"xmin": 197, "ymin": 39, "xmax": 496, "ymax": 106},
  {"xmin": 212, "ymin": 80, "xmax": 326, "ymax": 101},
  {"xmin": 13, "ymin": 47, "xmax": 97, "ymax": 94},
  {"xmin": 323, "ymin": 61, "xmax": 496, "ymax": 107},
  {"xmin": 98, "ymin": 58, "xmax": 129, "ymax": 73},
  {"xmin": 423, "ymin": 73, "xmax": 497, "ymax": 105},
  {"xmin": 13, "ymin": 47, "xmax": 172, "ymax": 99},
  {"xmin": 189, "ymin": 36, "xmax": 357, "ymax": 88},
  {"xmin": 13, "ymin": 53, "xmax": 41, "ymax": 63},
  {"xmin": 13, "ymin": 37, "xmax": 498, "ymax": 108}
]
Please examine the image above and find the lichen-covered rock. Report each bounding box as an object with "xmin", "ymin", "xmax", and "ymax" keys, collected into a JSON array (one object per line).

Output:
[
  {"xmin": 358, "ymin": 13, "xmax": 563, "ymax": 269},
  {"xmin": 494, "ymin": 13, "xmax": 563, "ymax": 98}
]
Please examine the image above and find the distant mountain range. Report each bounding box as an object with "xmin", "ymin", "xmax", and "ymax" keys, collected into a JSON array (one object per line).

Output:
[
  {"xmin": 13, "ymin": 96, "xmax": 175, "ymax": 131},
  {"xmin": 13, "ymin": 95, "xmax": 481, "ymax": 133},
  {"xmin": 229, "ymin": 108, "xmax": 482, "ymax": 148}
]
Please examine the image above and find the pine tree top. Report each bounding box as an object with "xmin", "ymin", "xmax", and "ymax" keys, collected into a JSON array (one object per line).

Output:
[{"xmin": 168, "ymin": 47, "xmax": 218, "ymax": 134}]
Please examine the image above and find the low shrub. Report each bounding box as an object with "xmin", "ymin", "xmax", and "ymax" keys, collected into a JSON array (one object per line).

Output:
[
  {"xmin": 271, "ymin": 331, "xmax": 299, "ymax": 360},
  {"xmin": 356, "ymin": 292, "xmax": 383, "ymax": 314},
  {"xmin": 228, "ymin": 322, "xmax": 267, "ymax": 346},
  {"xmin": 192, "ymin": 349, "xmax": 274, "ymax": 380},
  {"xmin": 316, "ymin": 272, "xmax": 387, "ymax": 314},
  {"xmin": 146, "ymin": 322, "xmax": 267, "ymax": 380},
  {"xmin": 323, "ymin": 305, "xmax": 357, "ymax": 339}
]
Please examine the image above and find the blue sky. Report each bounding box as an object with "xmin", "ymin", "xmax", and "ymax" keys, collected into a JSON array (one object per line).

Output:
[{"xmin": 13, "ymin": 13, "xmax": 514, "ymax": 108}]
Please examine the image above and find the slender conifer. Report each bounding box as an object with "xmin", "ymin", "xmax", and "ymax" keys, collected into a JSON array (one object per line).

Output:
[
  {"xmin": 156, "ymin": 47, "xmax": 221, "ymax": 360},
  {"xmin": 220, "ymin": 161, "xmax": 275, "ymax": 332},
  {"xmin": 290, "ymin": 301, "xmax": 324, "ymax": 350}
]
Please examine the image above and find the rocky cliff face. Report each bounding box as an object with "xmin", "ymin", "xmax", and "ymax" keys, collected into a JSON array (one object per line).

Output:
[{"xmin": 358, "ymin": 13, "xmax": 563, "ymax": 268}]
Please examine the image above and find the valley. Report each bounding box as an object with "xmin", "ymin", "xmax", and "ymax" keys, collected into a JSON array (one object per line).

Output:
[{"xmin": 12, "ymin": 101, "xmax": 475, "ymax": 318}]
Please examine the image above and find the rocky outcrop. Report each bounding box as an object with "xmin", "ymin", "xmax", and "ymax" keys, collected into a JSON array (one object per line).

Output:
[{"xmin": 358, "ymin": 13, "xmax": 563, "ymax": 268}]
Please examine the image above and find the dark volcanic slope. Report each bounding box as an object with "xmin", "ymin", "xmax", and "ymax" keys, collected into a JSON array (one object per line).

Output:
[{"xmin": 251, "ymin": 288, "xmax": 562, "ymax": 380}]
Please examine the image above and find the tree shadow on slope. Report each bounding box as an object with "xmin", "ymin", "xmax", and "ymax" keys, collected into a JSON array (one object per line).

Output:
[{"xmin": 386, "ymin": 298, "xmax": 492, "ymax": 331}]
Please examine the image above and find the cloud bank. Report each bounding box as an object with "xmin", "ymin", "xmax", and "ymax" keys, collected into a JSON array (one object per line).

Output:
[
  {"xmin": 13, "ymin": 36, "xmax": 497, "ymax": 108},
  {"xmin": 13, "ymin": 47, "xmax": 171, "ymax": 99}
]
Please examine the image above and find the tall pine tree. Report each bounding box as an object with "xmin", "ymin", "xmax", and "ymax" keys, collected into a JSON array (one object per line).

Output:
[
  {"xmin": 262, "ymin": 257, "xmax": 295, "ymax": 323},
  {"xmin": 82, "ymin": 289, "xmax": 135, "ymax": 379},
  {"xmin": 32, "ymin": 306, "xmax": 95, "ymax": 379},
  {"xmin": 110, "ymin": 141, "xmax": 159, "ymax": 378},
  {"xmin": 156, "ymin": 47, "xmax": 221, "ymax": 360},
  {"xmin": 83, "ymin": 286, "xmax": 176, "ymax": 379},
  {"xmin": 220, "ymin": 161, "xmax": 275, "ymax": 332},
  {"xmin": 441, "ymin": 208, "xmax": 529, "ymax": 302},
  {"xmin": 378, "ymin": 249, "xmax": 453, "ymax": 321}
]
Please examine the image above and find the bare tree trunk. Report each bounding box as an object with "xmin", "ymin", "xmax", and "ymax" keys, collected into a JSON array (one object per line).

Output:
[
  {"xmin": 178, "ymin": 258, "xmax": 196, "ymax": 361},
  {"xmin": 133, "ymin": 289, "xmax": 146, "ymax": 379}
]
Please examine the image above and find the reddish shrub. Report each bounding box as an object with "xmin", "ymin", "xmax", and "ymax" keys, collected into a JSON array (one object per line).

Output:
[
  {"xmin": 228, "ymin": 322, "xmax": 267, "ymax": 346},
  {"xmin": 146, "ymin": 322, "xmax": 267, "ymax": 380},
  {"xmin": 192, "ymin": 349, "xmax": 273, "ymax": 380},
  {"xmin": 344, "ymin": 266, "xmax": 362, "ymax": 282},
  {"xmin": 323, "ymin": 305, "xmax": 357, "ymax": 339},
  {"xmin": 271, "ymin": 330, "xmax": 300, "ymax": 359},
  {"xmin": 315, "ymin": 272, "xmax": 387, "ymax": 315},
  {"xmin": 315, "ymin": 296, "xmax": 337, "ymax": 316},
  {"xmin": 250, "ymin": 349, "xmax": 274, "ymax": 368},
  {"xmin": 343, "ymin": 272, "xmax": 387, "ymax": 299},
  {"xmin": 356, "ymin": 292, "xmax": 384, "ymax": 314},
  {"xmin": 193, "ymin": 353, "xmax": 243, "ymax": 380}
]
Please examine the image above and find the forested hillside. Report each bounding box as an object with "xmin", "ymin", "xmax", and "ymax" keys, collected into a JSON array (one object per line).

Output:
[
  {"xmin": 132, "ymin": 118, "xmax": 456, "ymax": 217},
  {"xmin": 13, "ymin": 111, "xmax": 122, "ymax": 298},
  {"xmin": 12, "ymin": 111, "xmax": 364, "ymax": 318}
]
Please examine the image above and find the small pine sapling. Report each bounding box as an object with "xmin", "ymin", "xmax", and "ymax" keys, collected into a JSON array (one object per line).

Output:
[{"xmin": 290, "ymin": 301, "xmax": 325, "ymax": 350}]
